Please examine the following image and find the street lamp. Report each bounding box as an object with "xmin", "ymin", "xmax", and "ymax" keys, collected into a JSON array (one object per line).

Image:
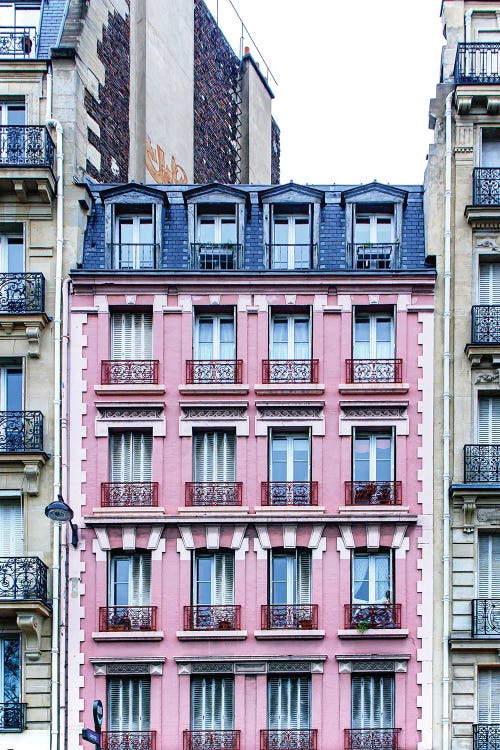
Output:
[{"xmin": 45, "ymin": 496, "xmax": 78, "ymax": 547}]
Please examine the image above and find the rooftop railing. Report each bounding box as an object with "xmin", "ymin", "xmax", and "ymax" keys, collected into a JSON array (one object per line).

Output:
[
  {"xmin": 0, "ymin": 126, "xmax": 54, "ymax": 167},
  {"xmin": 0, "ymin": 273, "xmax": 44, "ymax": 313},
  {"xmin": 108, "ymin": 243, "xmax": 159, "ymax": 270},
  {"xmin": 267, "ymin": 243, "xmax": 316, "ymax": 270}
]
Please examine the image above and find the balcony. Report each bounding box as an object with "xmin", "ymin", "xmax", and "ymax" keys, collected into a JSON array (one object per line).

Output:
[
  {"xmin": 464, "ymin": 444, "xmax": 500, "ymax": 483},
  {"xmin": 346, "ymin": 243, "xmax": 400, "ymax": 270},
  {"xmin": 267, "ymin": 243, "xmax": 316, "ymax": 270},
  {"xmin": 101, "ymin": 482, "xmax": 159, "ymax": 508},
  {"xmin": 261, "ymin": 481, "xmax": 318, "ymax": 507},
  {"xmin": 262, "ymin": 360, "xmax": 319, "ymax": 384},
  {"xmin": 344, "ymin": 729, "xmax": 401, "ymax": 750},
  {"xmin": 473, "ymin": 168, "xmax": 500, "ymax": 207},
  {"xmin": 185, "ymin": 482, "xmax": 242, "ymax": 507},
  {"xmin": 0, "ymin": 126, "xmax": 54, "ymax": 168},
  {"xmin": 183, "ymin": 605, "xmax": 241, "ymax": 631},
  {"xmin": 0, "ymin": 702, "xmax": 27, "ymax": 732},
  {"xmin": 190, "ymin": 243, "xmax": 243, "ymax": 270},
  {"xmin": 344, "ymin": 481, "xmax": 402, "ymax": 506},
  {"xmin": 186, "ymin": 360, "xmax": 243, "ymax": 385},
  {"xmin": 99, "ymin": 606, "xmax": 157, "ymax": 632},
  {"xmin": 344, "ymin": 604, "xmax": 402, "ymax": 630},
  {"xmin": 455, "ymin": 43, "xmax": 500, "ymax": 84},
  {"xmin": 474, "ymin": 725, "xmax": 500, "ymax": 750},
  {"xmin": 101, "ymin": 360, "xmax": 159, "ymax": 385},
  {"xmin": 101, "ymin": 731, "xmax": 156, "ymax": 750},
  {"xmin": 472, "ymin": 599, "xmax": 500, "ymax": 638},
  {"xmin": 261, "ymin": 604, "xmax": 318, "ymax": 630},
  {"xmin": 108, "ymin": 243, "xmax": 159, "ymax": 270},
  {"xmin": 0, "ymin": 273, "xmax": 45, "ymax": 314},
  {"xmin": 471, "ymin": 306, "xmax": 500, "ymax": 345},
  {"xmin": 0, "ymin": 411, "xmax": 43, "ymax": 452},
  {"xmin": 183, "ymin": 730, "xmax": 241, "ymax": 750},
  {"xmin": 345, "ymin": 359, "xmax": 402, "ymax": 384},
  {"xmin": 0, "ymin": 26, "xmax": 36, "ymax": 57},
  {"xmin": 0, "ymin": 556, "xmax": 49, "ymax": 606},
  {"xmin": 260, "ymin": 729, "xmax": 318, "ymax": 750}
]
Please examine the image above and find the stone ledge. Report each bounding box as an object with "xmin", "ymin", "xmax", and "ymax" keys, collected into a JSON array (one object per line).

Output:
[
  {"xmin": 338, "ymin": 628, "xmax": 409, "ymax": 639},
  {"xmin": 179, "ymin": 384, "xmax": 250, "ymax": 395},
  {"xmin": 92, "ymin": 631, "xmax": 164, "ymax": 641},
  {"xmin": 176, "ymin": 630, "xmax": 247, "ymax": 641},
  {"xmin": 254, "ymin": 629, "xmax": 325, "ymax": 640}
]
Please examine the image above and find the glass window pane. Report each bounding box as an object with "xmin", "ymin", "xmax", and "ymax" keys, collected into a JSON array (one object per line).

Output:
[
  {"xmin": 273, "ymin": 218, "xmax": 289, "ymax": 245},
  {"xmin": 354, "ymin": 218, "xmax": 370, "ymax": 243},
  {"xmin": 138, "ymin": 218, "xmax": 153, "ymax": 244},
  {"xmin": 271, "ymin": 437, "xmax": 288, "ymax": 481},
  {"xmin": 375, "ymin": 436, "xmax": 392, "ymax": 481},
  {"xmin": 375, "ymin": 218, "xmax": 392, "ymax": 243},
  {"xmin": 354, "ymin": 436, "xmax": 370, "ymax": 481},
  {"xmin": 199, "ymin": 218, "xmax": 215, "ymax": 244},
  {"xmin": 294, "ymin": 218, "xmax": 310, "ymax": 244},
  {"xmin": 220, "ymin": 219, "xmax": 236, "ymax": 244}
]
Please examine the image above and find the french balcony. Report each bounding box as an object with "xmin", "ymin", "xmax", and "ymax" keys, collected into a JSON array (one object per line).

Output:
[
  {"xmin": 99, "ymin": 606, "xmax": 157, "ymax": 632},
  {"xmin": 260, "ymin": 729, "xmax": 318, "ymax": 750},
  {"xmin": 185, "ymin": 481, "xmax": 242, "ymax": 507},
  {"xmin": 267, "ymin": 243, "xmax": 316, "ymax": 270},
  {"xmin": 346, "ymin": 243, "xmax": 400, "ymax": 270},
  {"xmin": 261, "ymin": 604, "xmax": 318, "ymax": 630},
  {"xmin": 471, "ymin": 305, "xmax": 500, "ymax": 344},
  {"xmin": 101, "ymin": 482, "xmax": 159, "ymax": 508},
  {"xmin": 344, "ymin": 729, "xmax": 401, "ymax": 750},
  {"xmin": 345, "ymin": 359, "xmax": 402, "ymax": 384},
  {"xmin": 344, "ymin": 481, "xmax": 402, "ymax": 506},
  {"xmin": 101, "ymin": 730, "xmax": 156, "ymax": 750},
  {"xmin": 0, "ymin": 26, "xmax": 36, "ymax": 57},
  {"xmin": 464, "ymin": 444, "xmax": 500, "ymax": 483},
  {"xmin": 186, "ymin": 359, "xmax": 243, "ymax": 385},
  {"xmin": 344, "ymin": 603, "xmax": 402, "ymax": 630},
  {"xmin": 474, "ymin": 724, "xmax": 500, "ymax": 750},
  {"xmin": 261, "ymin": 481, "xmax": 318, "ymax": 507},
  {"xmin": 0, "ymin": 411, "xmax": 43, "ymax": 452},
  {"xmin": 0, "ymin": 556, "xmax": 49, "ymax": 606},
  {"xmin": 101, "ymin": 360, "xmax": 159, "ymax": 385},
  {"xmin": 0, "ymin": 126, "xmax": 54, "ymax": 167},
  {"xmin": 0, "ymin": 273, "xmax": 45, "ymax": 314},
  {"xmin": 0, "ymin": 702, "xmax": 27, "ymax": 732},
  {"xmin": 473, "ymin": 168, "xmax": 500, "ymax": 207},
  {"xmin": 472, "ymin": 599, "xmax": 500, "ymax": 638},
  {"xmin": 183, "ymin": 730, "xmax": 241, "ymax": 750},
  {"xmin": 108, "ymin": 243, "xmax": 159, "ymax": 270},
  {"xmin": 262, "ymin": 359, "xmax": 319, "ymax": 384},
  {"xmin": 455, "ymin": 43, "xmax": 500, "ymax": 84},
  {"xmin": 183, "ymin": 605, "xmax": 241, "ymax": 631},
  {"xmin": 190, "ymin": 243, "xmax": 243, "ymax": 271}
]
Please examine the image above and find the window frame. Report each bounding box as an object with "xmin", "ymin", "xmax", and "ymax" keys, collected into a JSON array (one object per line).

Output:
[
  {"xmin": 352, "ymin": 309, "xmax": 395, "ymax": 360},
  {"xmin": 194, "ymin": 312, "xmax": 236, "ymax": 361},
  {"xmin": 268, "ymin": 429, "xmax": 311, "ymax": 483},
  {"xmin": 352, "ymin": 428, "xmax": 394, "ymax": 483},
  {"xmin": 351, "ymin": 549, "xmax": 393, "ymax": 605},
  {"xmin": 269, "ymin": 313, "xmax": 311, "ymax": 360},
  {"xmin": 108, "ymin": 551, "xmax": 152, "ymax": 608},
  {"xmin": 268, "ymin": 549, "xmax": 312, "ymax": 606}
]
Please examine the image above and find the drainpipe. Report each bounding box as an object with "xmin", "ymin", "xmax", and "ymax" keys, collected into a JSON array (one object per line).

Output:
[{"xmin": 442, "ymin": 89, "xmax": 453, "ymax": 750}]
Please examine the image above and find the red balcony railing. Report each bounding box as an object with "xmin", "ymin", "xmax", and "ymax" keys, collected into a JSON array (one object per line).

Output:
[
  {"xmin": 261, "ymin": 604, "xmax": 318, "ymax": 630},
  {"xmin": 344, "ymin": 604, "xmax": 402, "ymax": 630},
  {"xmin": 101, "ymin": 482, "xmax": 159, "ymax": 507},
  {"xmin": 99, "ymin": 606, "xmax": 157, "ymax": 632},
  {"xmin": 344, "ymin": 481, "xmax": 402, "ymax": 506},
  {"xmin": 262, "ymin": 359, "xmax": 319, "ymax": 384},
  {"xmin": 101, "ymin": 360, "xmax": 159, "ymax": 384},
  {"xmin": 345, "ymin": 359, "xmax": 402, "ymax": 384},
  {"xmin": 260, "ymin": 729, "xmax": 318, "ymax": 750},
  {"xmin": 261, "ymin": 481, "xmax": 318, "ymax": 506},
  {"xmin": 185, "ymin": 482, "xmax": 242, "ymax": 506},
  {"xmin": 183, "ymin": 730, "xmax": 241, "ymax": 750},
  {"xmin": 186, "ymin": 360, "xmax": 243, "ymax": 384},
  {"xmin": 344, "ymin": 729, "xmax": 401, "ymax": 750},
  {"xmin": 101, "ymin": 730, "xmax": 156, "ymax": 750},
  {"xmin": 184, "ymin": 605, "xmax": 241, "ymax": 630}
]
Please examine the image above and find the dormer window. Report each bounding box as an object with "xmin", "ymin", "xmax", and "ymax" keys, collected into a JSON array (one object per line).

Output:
[
  {"xmin": 195, "ymin": 206, "xmax": 240, "ymax": 270},
  {"xmin": 353, "ymin": 211, "xmax": 395, "ymax": 270},
  {"xmin": 271, "ymin": 209, "xmax": 312, "ymax": 270},
  {"xmin": 113, "ymin": 209, "xmax": 155, "ymax": 270},
  {"xmin": 0, "ymin": 2, "xmax": 40, "ymax": 58}
]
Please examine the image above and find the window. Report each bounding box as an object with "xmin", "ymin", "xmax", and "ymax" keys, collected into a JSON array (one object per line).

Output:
[
  {"xmin": 194, "ymin": 315, "xmax": 235, "ymax": 360},
  {"xmin": 270, "ymin": 550, "xmax": 311, "ymax": 606},
  {"xmin": 351, "ymin": 674, "xmax": 394, "ymax": 729},
  {"xmin": 271, "ymin": 214, "xmax": 311, "ymax": 270},
  {"xmin": 352, "ymin": 551, "xmax": 392, "ymax": 605},
  {"xmin": 478, "ymin": 396, "xmax": 500, "ymax": 443},
  {"xmin": 108, "ymin": 676, "xmax": 150, "ymax": 732},
  {"xmin": 0, "ymin": 5, "xmax": 39, "ymax": 57},
  {"xmin": 0, "ymin": 232, "xmax": 23, "ymax": 273},
  {"xmin": 478, "ymin": 262, "xmax": 500, "ymax": 304},
  {"xmin": 193, "ymin": 431, "xmax": 235, "ymax": 483},
  {"xmin": 352, "ymin": 213, "xmax": 395, "ymax": 270},
  {"xmin": 0, "ymin": 635, "xmax": 21, "ymax": 730},
  {"xmin": 478, "ymin": 670, "xmax": 500, "ymax": 724},
  {"xmin": 111, "ymin": 312, "xmax": 153, "ymax": 360},
  {"xmin": 270, "ymin": 316, "xmax": 310, "ymax": 360},
  {"xmin": 191, "ymin": 677, "xmax": 234, "ymax": 731},
  {"xmin": 354, "ymin": 215, "xmax": 394, "ymax": 245},
  {"xmin": 0, "ymin": 103, "xmax": 26, "ymax": 163},
  {"xmin": 478, "ymin": 534, "xmax": 500, "ymax": 600},
  {"xmin": 193, "ymin": 551, "xmax": 234, "ymax": 606},
  {"xmin": 481, "ymin": 130, "xmax": 500, "ymax": 168},
  {"xmin": 0, "ymin": 493, "xmax": 23, "ymax": 555},
  {"xmin": 113, "ymin": 212, "xmax": 155, "ymax": 270},
  {"xmin": 270, "ymin": 433, "xmax": 310, "ymax": 483},
  {"xmin": 268, "ymin": 676, "xmax": 311, "ymax": 730},
  {"xmin": 0, "ymin": 364, "xmax": 23, "ymax": 452},
  {"xmin": 195, "ymin": 208, "xmax": 238, "ymax": 270},
  {"xmin": 353, "ymin": 312, "xmax": 394, "ymax": 360},
  {"xmin": 110, "ymin": 432, "xmax": 152, "ymax": 483},
  {"xmin": 353, "ymin": 431, "xmax": 393, "ymax": 482},
  {"xmin": 109, "ymin": 553, "xmax": 151, "ymax": 608}
]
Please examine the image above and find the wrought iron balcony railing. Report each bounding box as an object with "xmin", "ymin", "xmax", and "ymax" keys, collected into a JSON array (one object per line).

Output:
[
  {"xmin": 455, "ymin": 43, "xmax": 500, "ymax": 84},
  {"xmin": 0, "ymin": 411, "xmax": 43, "ymax": 452},
  {"xmin": 108, "ymin": 243, "xmax": 159, "ymax": 270},
  {"xmin": 183, "ymin": 605, "xmax": 241, "ymax": 631},
  {"xmin": 0, "ymin": 702, "xmax": 27, "ymax": 732},
  {"xmin": 267, "ymin": 243, "xmax": 317, "ymax": 270},
  {"xmin": 347, "ymin": 243, "xmax": 400, "ymax": 270},
  {"xmin": 344, "ymin": 729, "xmax": 401, "ymax": 750},
  {"xmin": 471, "ymin": 305, "xmax": 500, "ymax": 343},
  {"xmin": 101, "ymin": 730, "xmax": 156, "ymax": 750},
  {"xmin": 474, "ymin": 724, "xmax": 500, "ymax": 750},
  {"xmin": 0, "ymin": 273, "xmax": 45, "ymax": 313},
  {"xmin": 345, "ymin": 359, "xmax": 402, "ymax": 384},
  {"xmin": 261, "ymin": 604, "xmax": 318, "ymax": 630},
  {"xmin": 183, "ymin": 730, "xmax": 241, "ymax": 750},
  {"xmin": 260, "ymin": 729, "xmax": 318, "ymax": 750},
  {"xmin": 262, "ymin": 359, "xmax": 319, "ymax": 384},
  {"xmin": 101, "ymin": 482, "xmax": 159, "ymax": 508},
  {"xmin": 101, "ymin": 360, "xmax": 159, "ymax": 384},
  {"xmin": 186, "ymin": 360, "xmax": 243, "ymax": 384},
  {"xmin": 185, "ymin": 482, "xmax": 242, "ymax": 506},
  {"xmin": 0, "ymin": 556, "xmax": 49, "ymax": 606},
  {"xmin": 473, "ymin": 168, "xmax": 500, "ymax": 206},
  {"xmin": 0, "ymin": 27, "xmax": 36, "ymax": 57},
  {"xmin": 344, "ymin": 481, "xmax": 402, "ymax": 506},
  {"xmin": 191, "ymin": 243, "xmax": 243, "ymax": 270},
  {"xmin": 344, "ymin": 603, "xmax": 402, "ymax": 630},
  {"xmin": 472, "ymin": 599, "xmax": 500, "ymax": 638},
  {"xmin": 99, "ymin": 606, "xmax": 157, "ymax": 631},
  {"xmin": 261, "ymin": 481, "xmax": 318, "ymax": 506},
  {"xmin": 464, "ymin": 444, "xmax": 500, "ymax": 483},
  {"xmin": 0, "ymin": 126, "xmax": 54, "ymax": 167}
]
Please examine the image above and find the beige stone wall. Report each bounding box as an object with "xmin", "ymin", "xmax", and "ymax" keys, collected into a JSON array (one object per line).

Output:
[{"xmin": 239, "ymin": 57, "xmax": 273, "ymax": 185}]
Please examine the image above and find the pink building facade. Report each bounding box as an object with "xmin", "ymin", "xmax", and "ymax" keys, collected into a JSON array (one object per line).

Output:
[{"xmin": 66, "ymin": 181, "xmax": 435, "ymax": 750}]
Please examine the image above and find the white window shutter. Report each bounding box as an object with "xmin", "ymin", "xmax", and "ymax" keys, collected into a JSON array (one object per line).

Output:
[
  {"xmin": 108, "ymin": 677, "xmax": 150, "ymax": 731},
  {"xmin": 129, "ymin": 553, "xmax": 151, "ymax": 606},
  {"xmin": 268, "ymin": 677, "xmax": 310, "ymax": 730},
  {"xmin": 297, "ymin": 550, "xmax": 311, "ymax": 604},
  {"xmin": 351, "ymin": 675, "xmax": 394, "ymax": 728},
  {"xmin": 111, "ymin": 313, "xmax": 152, "ymax": 359},
  {"xmin": 478, "ymin": 670, "xmax": 500, "ymax": 723},
  {"xmin": 110, "ymin": 432, "xmax": 152, "ymax": 482},
  {"xmin": 214, "ymin": 552, "xmax": 234, "ymax": 605},
  {"xmin": 478, "ymin": 397, "xmax": 500, "ymax": 443},
  {"xmin": 191, "ymin": 677, "xmax": 234, "ymax": 731},
  {"xmin": 478, "ymin": 534, "xmax": 500, "ymax": 598},
  {"xmin": 479, "ymin": 263, "xmax": 500, "ymax": 304},
  {"xmin": 0, "ymin": 495, "xmax": 23, "ymax": 555},
  {"xmin": 194, "ymin": 432, "xmax": 235, "ymax": 482}
]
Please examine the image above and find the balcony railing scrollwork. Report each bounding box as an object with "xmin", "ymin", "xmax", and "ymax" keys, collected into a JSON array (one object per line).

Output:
[
  {"xmin": 261, "ymin": 481, "xmax": 318, "ymax": 506},
  {"xmin": 344, "ymin": 729, "xmax": 401, "ymax": 750},
  {"xmin": 473, "ymin": 724, "xmax": 500, "ymax": 750},
  {"xmin": 108, "ymin": 243, "xmax": 159, "ymax": 270},
  {"xmin": 345, "ymin": 359, "xmax": 402, "ymax": 384},
  {"xmin": 0, "ymin": 702, "xmax": 27, "ymax": 731},
  {"xmin": 185, "ymin": 482, "xmax": 242, "ymax": 506},
  {"xmin": 184, "ymin": 604, "xmax": 241, "ymax": 630},
  {"xmin": 473, "ymin": 168, "xmax": 500, "ymax": 207},
  {"xmin": 464, "ymin": 444, "xmax": 500, "ymax": 483},
  {"xmin": 261, "ymin": 604, "xmax": 318, "ymax": 630},
  {"xmin": 0, "ymin": 556, "xmax": 49, "ymax": 606},
  {"xmin": 183, "ymin": 730, "xmax": 241, "ymax": 750},
  {"xmin": 455, "ymin": 43, "xmax": 500, "ymax": 84},
  {"xmin": 472, "ymin": 599, "xmax": 500, "ymax": 638},
  {"xmin": 0, "ymin": 26, "xmax": 36, "ymax": 57},
  {"xmin": 262, "ymin": 359, "xmax": 319, "ymax": 384},
  {"xmin": 0, "ymin": 273, "xmax": 45, "ymax": 313},
  {"xmin": 101, "ymin": 730, "xmax": 156, "ymax": 750},
  {"xmin": 0, "ymin": 126, "xmax": 54, "ymax": 167},
  {"xmin": 347, "ymin": 243, "xmax": 400, "ymax": 270},
  {"xmin": 0, "ymin": 411, "xmax": 43, "ymax": 452},
  {"xmin": 344, "ymin": 481, "xmax": 402, "ymax": 506},
  {"xmin": 260, "ymin": 729, "xmax": 318, "ymax": 750},
  {"xmin": 471, "ymin": 305, "xmax": 500, "ymax": 343},
  {"xmin": 101, "ymin": 482, "xmax": 159, "ymax": 508},
  {"xmin": 186, "ymin": 360, "xmax": 243, "ymax": 385},
  {"xmin": 101, "ymin": 360, "xmax": 159, "ymax": 384},
  {"xmin": 344, "ymin": 603, "xmax": 402, "ymax": 630},
  {"xmin": 191, "ymin": 243, "xmax": 243, "ymax": 271},
  {"xmin": 99, "ymin": 606, "xmax": 157, "ymax": 631}
]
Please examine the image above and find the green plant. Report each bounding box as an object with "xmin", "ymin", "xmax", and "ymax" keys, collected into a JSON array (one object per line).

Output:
[{"xmin": 355, "ymin": 619, "xmax": 371, "ymax": 633}]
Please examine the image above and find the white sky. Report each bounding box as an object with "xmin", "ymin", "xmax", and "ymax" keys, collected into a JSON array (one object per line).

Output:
[{"xmin": 204, "ymin": 0, "xmax": 445, "ymax": 186}]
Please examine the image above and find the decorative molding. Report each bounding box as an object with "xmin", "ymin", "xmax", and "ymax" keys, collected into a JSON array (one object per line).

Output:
[
  {"xmin": 23, "ymin": 461, "xmax": 41, "ymax": 496},
  {"xmin": 282, "ymin": 524, "xmax": 297, "ymax": 549},
  {"xmin": 91, "ymin": 658, "xmax": 165, "ymax": 677},
  {"xmin": 94, "ymin": 527, "xmax": 110, "ymax": 551},
  {"xmin": 339, "ymin": 524, "xmax": 355, "ymax": 550},
  {"xmin": 231, "ymin": 525, "xmax": 247, "ymax": 550},
  {"xmin": 256, "ymin": 403, "xmax": 324, "ymax": 420},
  {"xmin": 181, "ymin": 406, "xmax": 247, "ymax": 420},
  {"xmin": 16, "ymin": 612, "xmax": 44, "ymax": 661},
  {"xmin": 463, "ymin": 495, "xmax": 477, "ymax": 533},
  {"xmin": 122, "ymin": 527, "xmax": 136, "ymax": 551},
  {"xmin": 474, "ymin": 370, "xmax": 499, "ymax": 384},
  {"xmin": 308, "ymin": 525, "xmax": 325, "ymax": 549},
  {"xmin": 176, "ymin": 656, "xmax": 327, "ymax": 675},
  {"xmin": 206, "ymin": 525, "xmax": 220, "ymax": 549},
  {"xmin": 256, "ymin": 525, "xmax": 271, "ymax": 550},
  {"xmin": 337, "ymin": 655, "xmax": 409, "ymax": 674},
  {"xmin": 97, "ymin": 407, "xmax": 163, "ymax": 420},
  {"xmin": 341, "ymin": 405, "xmax": 406, "ymax": 419},
  {"xmin": 391, "ymin": 524, "xmax": 408, "ymax": 549},
  {"xmin": 477, "ymin": 237, "xmax": 500, "ymax": 253},
  {"xmin": 477, "ymin": 509, "xmax": 500, "ymax": 524},
  {"xmin": 366, "ymin": 524, "xmax": 380, "ymax": 549},
  {"xmin": 179, "ymin": 526, "xmax": 195, "ymax": 549},
  {"xmin": 179, "ymin": 402, "xmax": 249, "ymax": 436},
  {"xmin": 147, "ymin": 526, "xmax": 164, "ymax": 550}
]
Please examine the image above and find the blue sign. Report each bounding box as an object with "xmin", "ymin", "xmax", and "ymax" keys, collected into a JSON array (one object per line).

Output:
[{"xmin": 82, "ymin": 727, "xmax": 101, "ymax": 746}]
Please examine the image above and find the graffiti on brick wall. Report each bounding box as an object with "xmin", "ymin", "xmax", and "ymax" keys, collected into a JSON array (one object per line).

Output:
[{"xmin": 146, "ymin": 136, "xmax": 188, "ymax": 184}]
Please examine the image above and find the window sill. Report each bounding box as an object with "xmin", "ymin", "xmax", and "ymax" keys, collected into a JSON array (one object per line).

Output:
[
  {"xmin": 254, "ymin": 383, "xmax": 325, "ymax": 395},
  {"xmin": 254, "ymin": 629, "xmax": 325, "ymax": 640},
  {"xmin": 94, "ymin": 384, "xmax": 166, "ymax": 396},
  {"xmin": 178, "ymin": 506, "xmax": 249, "ymax": 514},
  {"xmin": 179, "ymin": 384, "xmax": 249, "ymax": 395},
  {"xmin": 93, "ymin": 630, "xmax": 164, "ymax": 641},
  {"xmin": 338, "ymin": 383, "xmax": 409, "ymax": 394},
  {"xmin": 338, "ymin": 628, "xmax": 408, "ymax": 639},
  {"xmin": 176, "ymin": 630, "xmax": 247, "ymax": 641},
  {"xmin": 255, "ymin": 506, "xmax": 325, "ymax": 514}
]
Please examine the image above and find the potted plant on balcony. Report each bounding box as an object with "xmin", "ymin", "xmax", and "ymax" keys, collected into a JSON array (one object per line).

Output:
[
  {"xmin": 22, "ymin": 35, "xmax": 33, "ymax": 55},
  {"xmin": 354, "ymin": 482, "xmax": 377, "ymax": 505},
  {"xmin": 355, "ymin": 619, "xmax": 371, "ymax": 633},
  {"xmin": 297, "ymin": 617, "xmax": 313, "ymax": 629},
  {"xmin": 218, "ymin": 619, "xmax": 233, "ymax": 630}
]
